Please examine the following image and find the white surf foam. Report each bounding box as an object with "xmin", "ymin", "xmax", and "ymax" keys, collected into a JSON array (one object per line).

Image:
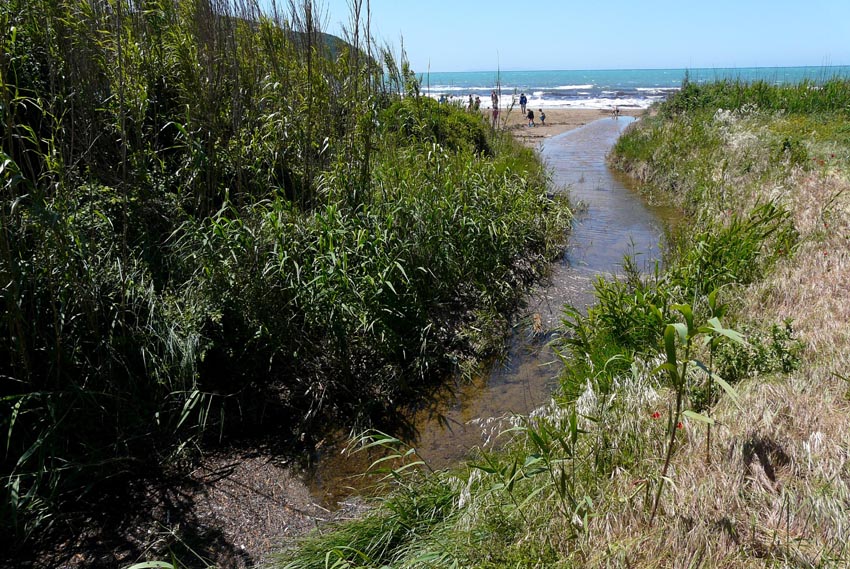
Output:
[{"xmin": 635, "ymin": 87, "xmax": 680, "ymax": 92}]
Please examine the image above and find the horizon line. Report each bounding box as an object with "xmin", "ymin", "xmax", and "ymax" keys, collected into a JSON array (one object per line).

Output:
[{"xmin": 417, "ymin": 64, "xmax": 850, "ymax": 75}]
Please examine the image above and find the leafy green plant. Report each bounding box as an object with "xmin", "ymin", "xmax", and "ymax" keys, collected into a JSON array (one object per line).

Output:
[
  {"xmin": 708, "ymin": 319, "xmax": 803, "ymax": 386},
  {"xmin": 500, "ymin": 408, "xmax": 592, "ymax": 532},
  {"xmin": 649, "ymin": 298, "xmax": 744, "ymax": 524},
  {"xmin": 279, "ymin": 431, "xmax": 459, "ymax": 569}
]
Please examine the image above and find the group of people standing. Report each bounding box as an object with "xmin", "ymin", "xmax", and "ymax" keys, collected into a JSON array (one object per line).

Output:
[
  {"xmin": 519, "ymin": 93, "xmax": 545, "ymax": 127},
  {"xmin": 454, "ymin": 90, "xmax": 546, "ymax": 128}
]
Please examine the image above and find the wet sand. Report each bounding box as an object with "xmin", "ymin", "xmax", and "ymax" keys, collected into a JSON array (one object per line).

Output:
[{"xmin": 493, "ymin": 108, "xmax": 646, "ymax": 148}]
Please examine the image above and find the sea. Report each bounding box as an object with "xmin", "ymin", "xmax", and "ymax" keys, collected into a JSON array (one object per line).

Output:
[{"xmin": 420, "ymin": 66, "xmax": 850, "ymax": 110}]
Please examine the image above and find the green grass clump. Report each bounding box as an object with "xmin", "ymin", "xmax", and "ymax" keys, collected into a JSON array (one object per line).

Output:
[
  {"xmin": 611, "ymin": 76, "xmax": 850, "ymax": 217},
  {"xmin": 662, "ymin": 75, "xmax": 850, "ymax": 118},
  {"xmin": 380, "ymin": 97, "xmax": 492, "ymax": 156},
  {"xmin": 281, "ymin": 473, "xmax": 459, "ymax": 569}
]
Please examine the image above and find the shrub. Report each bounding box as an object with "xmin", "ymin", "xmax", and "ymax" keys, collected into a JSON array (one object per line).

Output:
[{"xmin": 379, "ymin": 96, "xmax": 492, "ymax": 155}]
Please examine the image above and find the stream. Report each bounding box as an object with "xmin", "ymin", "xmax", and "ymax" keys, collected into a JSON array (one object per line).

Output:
[{"xmin": 310, "ymin": 116, "xmax": 678, "ymax": 501}]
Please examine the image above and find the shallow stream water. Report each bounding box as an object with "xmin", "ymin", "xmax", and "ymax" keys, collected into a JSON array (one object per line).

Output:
[{"xmin": 310, "ymin": 117, "xmax": 678, "ymax": 500}]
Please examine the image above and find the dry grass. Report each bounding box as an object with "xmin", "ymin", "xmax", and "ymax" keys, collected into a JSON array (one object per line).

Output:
[
  {"xmin": 755, "ymin": 169, "xmax": 850, "ymax": 357},
  {"xmin": 560, "ymin": 365, "xmax": 850, "ymax": 567},
  {"xmin": 565, "ymin": 114, "xmax": 850, "ymax": 568}
]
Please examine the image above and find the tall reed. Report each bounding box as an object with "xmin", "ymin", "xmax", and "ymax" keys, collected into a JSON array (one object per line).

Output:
[{"xmin": 0, "ymin": 0, "xmax": 570, "ymax": 550}]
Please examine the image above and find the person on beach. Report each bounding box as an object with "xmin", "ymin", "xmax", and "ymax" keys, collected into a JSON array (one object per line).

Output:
[
  {"xmin": 519, "ymin": 93, "xmax": 527, "ymax": 114},
  {"xmin": 491, "ymin": 90, "xmax": 500, "ymax": 127},
  {"xmin": 526, "ymin": 108, "xmax": 535, "ymax": 127},
  {"xmin": 539, "ymin": 109, "xmax": 546, "ymax": 125},
  {"xmin": 474, "ymin": 96, "xmax": 481, "ymax": 110},
  {"xmin": 468, "ymin": 94, "xmax": 473, "ymax": 110}
]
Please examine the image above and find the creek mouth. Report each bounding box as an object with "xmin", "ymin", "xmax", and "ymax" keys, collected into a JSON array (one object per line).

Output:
[{"xmin": 308, "ymin": 116, "xmax": 679, "ymax": 503}]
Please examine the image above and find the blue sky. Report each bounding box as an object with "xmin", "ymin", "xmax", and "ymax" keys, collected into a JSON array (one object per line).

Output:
[{"xmin": 309, "ymin": 0, "xmax": 850, "ymax": 72}]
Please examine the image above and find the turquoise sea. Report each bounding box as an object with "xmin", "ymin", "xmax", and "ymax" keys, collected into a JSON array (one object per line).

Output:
[{"xmin": 420, "ymin": 66, "xmax": 850, "ymax": 109}]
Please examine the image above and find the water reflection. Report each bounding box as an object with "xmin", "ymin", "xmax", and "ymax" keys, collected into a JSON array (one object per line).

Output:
[{"xmin": 547, "ymin": 116, "xmax": 675, "ymax": 277}]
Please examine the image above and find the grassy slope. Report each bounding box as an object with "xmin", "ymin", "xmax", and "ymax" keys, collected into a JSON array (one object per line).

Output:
[
  {"xmin": 600, "ymin": 85, "xmax": 850, "ymax": 567},
  {"xmin": 279, "ymin": 81, "xmax": 850, "ymax": 568}
]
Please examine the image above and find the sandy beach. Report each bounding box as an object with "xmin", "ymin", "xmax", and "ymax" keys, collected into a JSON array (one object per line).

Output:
[{"xmin": 490, "ymin": 107, "xmax": 645, "ymax": 147}]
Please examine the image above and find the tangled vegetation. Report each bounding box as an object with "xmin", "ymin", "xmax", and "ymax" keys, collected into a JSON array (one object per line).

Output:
[
  {"xmin": 280, "ymin": 78, "xmax": 850, "ymax": 567},
  {"xmin": 0, "ymin": 0, "xmax": 571, "ymax": 552}
]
